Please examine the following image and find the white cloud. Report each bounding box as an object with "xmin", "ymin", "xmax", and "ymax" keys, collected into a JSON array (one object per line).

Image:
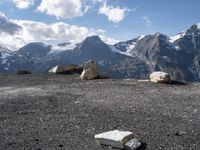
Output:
[
  {"xmin": 92, "ymin": 0, "xmax": 105, "ymax": 4},
  {"xmin": 37, "ymin": 0, "xmax": 87, "ymax": 19},
  {"xmin": 13, "ymin": 0, "xmax": 34, "ymax": 9},
  {"xmin": 0, "ymin": 13, "xmax": 118, "ymax": 50},
  {"xmin": 142, "ymin": 16, "xmax": 152, "ymax": 27},
  {"xmin": 98, "ymin": 3, "xmax": 130, "ymax": 23}
]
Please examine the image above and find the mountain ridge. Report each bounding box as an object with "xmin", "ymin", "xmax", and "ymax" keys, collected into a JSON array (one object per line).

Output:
[{"xmin": 1, "ymin": 23, "xmax": 200, "ymax": 81}]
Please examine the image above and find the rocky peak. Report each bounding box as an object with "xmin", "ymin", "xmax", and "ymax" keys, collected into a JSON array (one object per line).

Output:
[
  {"xmin": 18, "ymin": 42, "xmax": 51, "ymax": 57},
  {"xmin": 83, "ymin": 36, "xmax": 102, "ymax": 44},
  {"xmin": 174, "ymin": 24, "xmax": 200, "ymax": 52},
  {"xmin": 185, "ymin": 24, "xmax": 200, "ymax": 36}
]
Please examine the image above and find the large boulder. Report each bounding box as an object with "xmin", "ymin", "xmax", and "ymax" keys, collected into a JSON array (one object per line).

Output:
[
  {"xmin": 94, "ymin": 130, "xmax": 134, "ymax": 149},
  {"xmin": 63, "ymin": 65, "xmax": 83, "ymax": 74},
  {"xmin": 49, "ymin": 64, "xmax": 83, "ymax": 75},
  {"xmin": 80, "ymin": 60, "xmax": 99, "ymax": 80},
  {"xmin": 150, "ymin": 71, "xmax": 171, "ymax": 83}
]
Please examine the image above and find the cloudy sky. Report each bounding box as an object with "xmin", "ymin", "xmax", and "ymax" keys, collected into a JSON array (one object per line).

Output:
[{"xmin": 0, "ymin": 0, "xmax": 200, "ymax": 50}]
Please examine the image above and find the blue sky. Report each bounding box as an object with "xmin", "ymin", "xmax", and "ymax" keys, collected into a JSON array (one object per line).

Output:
[{"xmin": 0, "ymin": 0, "xmax": 200, "ymax": 49}]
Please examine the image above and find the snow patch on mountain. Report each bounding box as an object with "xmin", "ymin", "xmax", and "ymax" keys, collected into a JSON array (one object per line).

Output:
[
  {"xmin": 170, "ymin": 32, "xmax": 186, "ymax": 43},
  {"xmin": 126, "ymin": 42, "xmax": 137, "ymax": 53},
  {"xmin": 109, "ymin": 45, "xmax": 133, "ymax": 57},
  {"xmin": 197, "ymin": 23, "xmax": 200, "ymax": 29},
  {"xmin": 138, "ymin": 35, "xmax": 145, "ymax": 40},
  {"xmin": 1, "ymin": 52, "xmax": 11, "ymax": 64},
  {"xmin": 52, "ymin": 43, "xmax": 76, "ymax": 51},
  {"xmin": 48, "ymin": 42, "xmax": 76, "ymax": 54}
]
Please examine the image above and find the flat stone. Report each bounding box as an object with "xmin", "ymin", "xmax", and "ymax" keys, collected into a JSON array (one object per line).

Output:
[
  {"xmin": 94, "ymin": 130, "xmax": 134, "ymax": 149},
  {"xmin": 124, "ymin": 138, "xmax": 141, "ymax": 150}
]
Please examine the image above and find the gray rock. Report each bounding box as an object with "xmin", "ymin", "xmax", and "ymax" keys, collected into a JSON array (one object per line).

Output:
[{"xmin": 124, "ymin": 138, "xmax": 141, "ymax": 150}]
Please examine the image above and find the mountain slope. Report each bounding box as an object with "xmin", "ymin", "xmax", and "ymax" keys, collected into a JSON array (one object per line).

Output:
[{"xmin": 115, "ymin": 24, "xmax": 200, "ymax": 81}]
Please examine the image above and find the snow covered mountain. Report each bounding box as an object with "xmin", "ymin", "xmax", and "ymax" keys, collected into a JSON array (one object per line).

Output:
[{"xmin": 1, "ymin": 23, "xmax": 200, "ymax": 81}]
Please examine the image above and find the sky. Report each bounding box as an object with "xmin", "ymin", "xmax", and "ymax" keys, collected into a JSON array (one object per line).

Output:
[{"xmin": 0, "ymin": 0, "xmax": 200, "ymax": 50}]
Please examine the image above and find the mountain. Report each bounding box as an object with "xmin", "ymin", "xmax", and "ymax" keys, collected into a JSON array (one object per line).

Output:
[
  {"xmin": 114, "ymin": 24, "xmax": 200, "ymax": 81},
  {"xmin": 1, "ymin": 23, "xmax": 200, "ymax": 81}
]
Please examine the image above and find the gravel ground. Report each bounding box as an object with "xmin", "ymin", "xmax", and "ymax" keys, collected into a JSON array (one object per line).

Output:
[{"xmin": 0, "ymin": 74, "xmax": 200, "ymax": 150}]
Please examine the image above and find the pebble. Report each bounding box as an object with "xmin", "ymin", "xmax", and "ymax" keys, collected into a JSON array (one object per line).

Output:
[
  {"xmin": 124, "ymin": 138, "xmax": 141, "ymax": 150},
  {"xmin": 175, "ymin": 131, "xmax": 187, "ymax": 136}
]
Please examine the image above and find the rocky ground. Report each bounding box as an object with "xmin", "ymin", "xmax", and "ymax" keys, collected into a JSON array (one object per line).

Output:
[{"xmin": 0, "ymin": 74, "xmax": 200, "ymax": 150}]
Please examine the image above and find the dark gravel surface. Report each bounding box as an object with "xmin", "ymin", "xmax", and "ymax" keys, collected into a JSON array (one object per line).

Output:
[{"xmin": 0, "ymin": 75, "xmax": 200, "ymax": 150}]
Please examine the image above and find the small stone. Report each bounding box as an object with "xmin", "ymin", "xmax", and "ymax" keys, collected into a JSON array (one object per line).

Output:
[
  {"xmin": 95, "ymin": 130, "xmax": 134, "ymax": 149},
  {"xmin": 175, "ymin": 131, "xmax": 187, "ymax": 136},
  {"xmin": 124, "ymin": 138, "xmax": 141, "ymax": 150},
  {"xmin": 58, "ymin": 144, "xmax": 63, "ymax": 147},
  {"xmin": 34, "ymin": 138, "xmax": 39, "ymax": 142}
]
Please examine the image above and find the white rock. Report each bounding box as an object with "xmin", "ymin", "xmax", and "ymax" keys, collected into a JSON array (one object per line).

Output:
[
  {"xmin": 49, "ymin": 65, "xmax": 64, "ymax": 74},
  {"xmin": 94, "ymin": 130, "xmax": 134, "ymax": 149},
  {"xmin": 124, "ymin": 138, "xmax": 141, "ymax": 150},
  {"xmin": 80, "ymin": 60, "xmax": 99, "ymax": 80},
  {"xmin": 150, "ymin": 71, "xmax": 171, "ymax": 83}
]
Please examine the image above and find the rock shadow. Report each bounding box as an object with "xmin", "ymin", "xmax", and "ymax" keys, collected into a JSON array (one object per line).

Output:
[
  {"xmin": 170, "ymin": 80, "xmax": 186, "ymax": 85},
  {"xmin": 137, "ymin": 142, "xmax": 147, "ymax": 150}
]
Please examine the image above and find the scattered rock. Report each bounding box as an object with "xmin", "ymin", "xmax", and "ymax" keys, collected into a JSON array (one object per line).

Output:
[
  {"xmin": 150, "ymin": 71, "xmax": 171, "ymax": 83},
  {"xmin": 124, "ymin": 138, "xmax": 141, "ymax": 150},
  {"xmin": 94, "ymin": 130, "xmax": 134, "ymax": 149},
  {"xmin": 80, "ymin": 60, "xmax": 99, "ymax": 80},
  {"xmin": 58, "ymin": 144, "xmax": 63, "ymax": 147},
  {"xmin": 175, "ymin": 131, "xmax": 187, "ymax": 136},
  {"xmin": 34, "ymin": 138, "xmax": 39, "ymax": 142}
]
